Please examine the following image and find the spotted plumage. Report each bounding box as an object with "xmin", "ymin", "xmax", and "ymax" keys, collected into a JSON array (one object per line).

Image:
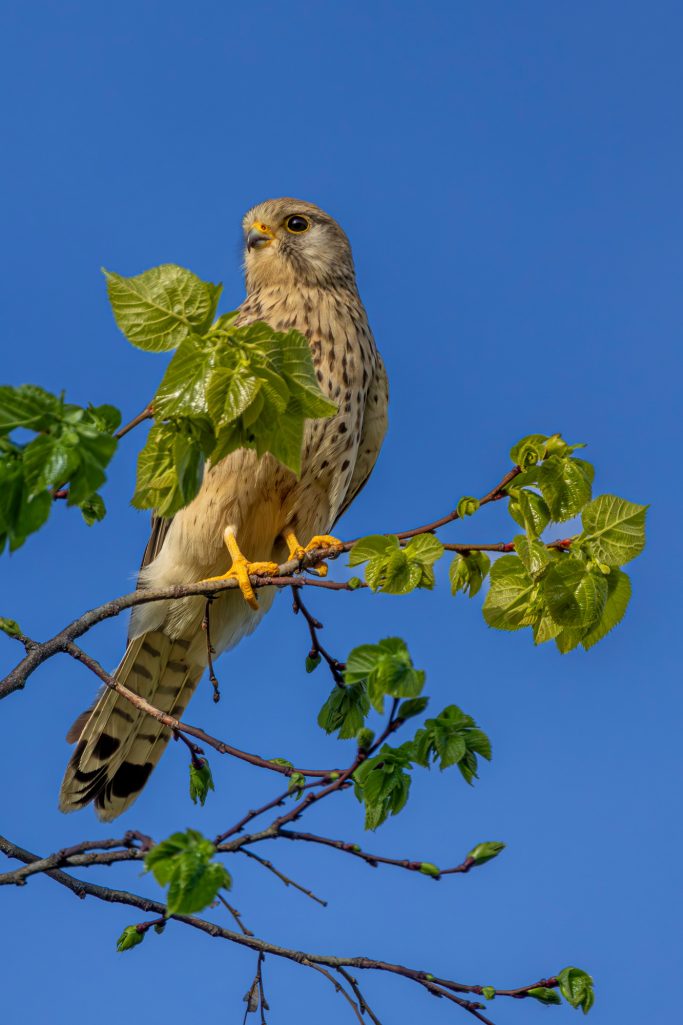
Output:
[{"xmin": 59, "ymin": 198, "xmax": 389, "ymax": 820}]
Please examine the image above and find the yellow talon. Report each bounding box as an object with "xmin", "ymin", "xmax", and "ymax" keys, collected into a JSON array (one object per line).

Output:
[
  {"xmin": 202, "ymin": 528, "xmax": 278, "ymax": 610},
  {"xmin": 282, "ymin": 530, "xmax": 343, "ymax": 575},
  {"xmin": 305, "ymin": 534, "xmax": 344, "ymax": 556}
]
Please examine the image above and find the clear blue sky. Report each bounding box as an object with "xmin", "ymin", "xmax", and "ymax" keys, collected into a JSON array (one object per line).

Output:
[{"xmin": 1, "ymin": 3, "xmax": 681, "ymax": 1023}]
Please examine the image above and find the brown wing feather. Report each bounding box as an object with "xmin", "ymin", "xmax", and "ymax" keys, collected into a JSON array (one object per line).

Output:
[{"xmin": 335, "ymin": 355, "xmax": 389, "ymax": 524}]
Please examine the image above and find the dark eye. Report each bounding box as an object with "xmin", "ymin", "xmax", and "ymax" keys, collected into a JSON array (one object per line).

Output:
[{"xmin": 286, "ymin": 215, "xmax": 310, "ymax": 234}]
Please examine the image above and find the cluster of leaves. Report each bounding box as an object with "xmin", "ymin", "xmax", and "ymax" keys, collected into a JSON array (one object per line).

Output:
[
  {"xmin": 523, "ymin": 967, "xmax": 595, "ymax": 1014},
  {"xmin": 348, "ymin": 533, "xmax": 445, "ymax": 593},
  {"xmin": 116, "ymin": 827, "xmax": 231, "ymax": 952},
  {"xmin": 317, "ymin": 637, "xmax": 492, "ymax": 829},
  {"xmin": 350, "ymin": 433, "xmax": 647, "ymax": 653},
  {"xmin": 0, "ymin": 385, "xmax": 119, "ymax": 551},
  {"xmin": 482, "ymin": 434, "xmax": 646, "ymax": 651},
  {"xmin": 104, "ymin": 264, "xmax": 337, "ymax": 516},
  {"xmin": 144, "ymin": 828, "xmax": 231, "ymax": 916}
]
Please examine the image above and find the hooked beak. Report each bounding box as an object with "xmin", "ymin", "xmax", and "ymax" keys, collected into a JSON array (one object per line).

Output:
[{"xmin": 247, "ymin": 222, "xmax": 275, "ymax": 251}]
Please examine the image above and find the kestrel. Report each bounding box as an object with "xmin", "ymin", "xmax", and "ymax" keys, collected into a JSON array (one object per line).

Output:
[{"xmin": 60, "ymin": 199, "xmax": 389, "ymax": 820}]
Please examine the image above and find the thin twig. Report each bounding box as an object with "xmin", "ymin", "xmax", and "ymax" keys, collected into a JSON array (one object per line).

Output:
[
  {"xmin": 238, "ymin": 848, "xmax": 328, "ymax": 907},
  {"xmin": 217, "ymin": 893, "xmax": 253, "ymax": 936},
  {"xmin": 276, "ymin": 830, "xmax": 475, "ymax": 879},
  {"xmin": 304, "ymin": 961, "xmax": 365, "ymax": 1024},
  {"xmin": 291, "ymin": 587, "xmax": 346, "ymax": 686},
  {"xmin": 202, "ymin": 598, "xmax": 221, "ymax": 703},
  {"xmin": 336, "ymin": 968, "xmax": 384, "ymax": 1025}
]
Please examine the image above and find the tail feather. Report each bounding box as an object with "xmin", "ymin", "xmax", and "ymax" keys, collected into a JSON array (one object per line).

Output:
[{"xmin": 59, "ymin": 629, "xmax": 203, "ymax": 821}]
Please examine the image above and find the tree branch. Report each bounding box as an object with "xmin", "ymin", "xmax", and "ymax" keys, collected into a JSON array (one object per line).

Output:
[{"xmin": 0, "ymin": 832, "xmax": 562, "ymax": 1019}]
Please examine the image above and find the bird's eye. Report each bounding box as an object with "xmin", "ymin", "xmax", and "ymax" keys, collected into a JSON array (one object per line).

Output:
[{"xmin": 285, "ymin": 215, "xmax": 310, "ymax": 234}]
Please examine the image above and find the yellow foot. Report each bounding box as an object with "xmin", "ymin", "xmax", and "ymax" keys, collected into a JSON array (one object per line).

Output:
[
  {"xmin": 283, "ymin": 530, "xmax": 343, "ymax": 576},
  {"xmin": 203, "ymin": 528, "xmax": 278, "ymax": 610},
  {"xmin": 304, "ymin": 534, "xmax": 344, "ymax": 557}
]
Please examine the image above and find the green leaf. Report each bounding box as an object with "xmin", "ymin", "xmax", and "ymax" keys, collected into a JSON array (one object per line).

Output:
[
  {"xmin": 468, "ymin": 841, "xmax": 505, "ymax": 865},
  {"xmin": 355, "ymin": 727, "xmax": 375, "ymax": 751},
  {"xmin": 0, "ymin": 617, "xmax": 22, "ymax": 638},
  {"xmin": 527, "ymin": 987, "xmax": 562, "ymax": 1005},
  {"xmin": 22, "ymin": 436, "xmax": 76, "ymax": 498},
  {"xmin": 456, "ymin": 496, "xmax": 480, "ymax": 518},
  {"xmin": 580, "ymin": 494, "xmax": 647, "ymax": 566},
  {"xmin": 345, "ymin": 638, "xmax": 425, "ymax": 715},
  {"xmin": 145, "ymin": 829, "xmax": 231, "ymax": 915},
  {"xmin": 305, "ymin": 652, "xmax": 321, "ymax": 673},
  {"xmin": 104, "ymin": 265, "xmax": 222, "ymax": 352},
  {"xmin": 79, "ymin": 493, "xmax": 106, "ymax": 526},
  {"xmin": 557, "ymin": 967, "xmax": 595, "ymax": 1014},
  {"xmin": 189, "ymin": 758, "xmax": 215, "ymax": 807},
  {"xmin": 0, "ymin": 384, "xmax": 61, "ymax": 433},
  {"xmin": 412, "ymin": 705, "xmax": 491, "ymax": 781},
  {"xmin": 510, "ymin": 433, "xmax": 548, "ymax": 468},
  {"xmin": 353, "ymin": 743, "xmax": 413, "ymax": 830},
  {"xmin": 449, "ymin": 551, "xmax": 490, "ymax": 598},
  {"xmin": 403, "ymin": 533, "xmax": 445, "ymax": 566},
  {"xmin": 482, "ymin": 556, "xmax": 536, "ymax": 631},
  {"xmin": 154, "ymin": 334, "xmax": 213, "ymax": 419},
  {"xmin": 541, "ymin": 558, "xmax": 608, "ymax": 628},
  {"xmin": 513, "ymin": 534, "xmax": 552, "ymax": 578},
  {"xmin": 348, "ymin": 535, "xmax": 399, "ymax": 567},
  {"xmin": 318, "ymin": 683, "xmax": 370, "ymax": 739},
  {"xmin": 482, "ymin": 987, "xmax": 496, "ymax": 1001},
  {"xmin": 508, "ymin": 488, "xmax": 551, "ymax": 537},
  {"xmin": 535, "ymin": 455, "xmax": 593, "ymax": 522},
  {"xmin": 419, "ymin": 862, "xmax": 441, "ymax": 877},
  {"xmin": 397, "ymin": 696, "xmax": 429, "ymax": 720},
  {"xmin": 116, "ymin": 925, "xmax": 145, "ymax": 952},
  {"xmin": 288, "ymin": 771, "xmax": 306, "ymax": 797},
  {"xmin": 581, "ymin": 568, "xmax": 631, "ymax": 650}
]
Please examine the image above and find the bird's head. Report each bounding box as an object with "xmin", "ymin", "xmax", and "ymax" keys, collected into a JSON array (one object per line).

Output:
[{"xmin": 242, "ymin": 198, "xmax": 356, "ymax": 292}]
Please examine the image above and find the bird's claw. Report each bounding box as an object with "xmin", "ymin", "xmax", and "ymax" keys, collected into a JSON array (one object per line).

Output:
[{"xmin": 203, "ymin": 558, "xmax": 279, "ymax": 611}]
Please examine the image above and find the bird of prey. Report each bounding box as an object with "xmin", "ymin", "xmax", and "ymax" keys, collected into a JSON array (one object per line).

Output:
[{"xmin": 59, "ymin": 198, "xmax": 388, "ymax": 821}]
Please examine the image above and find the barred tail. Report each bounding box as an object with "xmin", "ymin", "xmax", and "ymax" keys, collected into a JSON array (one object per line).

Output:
[{"xmin": 59, "ymin": 629, "xmax": 203, "ymax": 821}]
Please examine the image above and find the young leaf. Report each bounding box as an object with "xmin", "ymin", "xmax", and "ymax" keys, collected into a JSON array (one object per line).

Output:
[
  {"xmin": 482, "ymin": 556, "xmax": 536, "ymax": 631},
  {"xmin": 467, "ymin": 841, "xmax": 505, "ymax": 865},
  {"xmin": 116, "ymin": 925, "xmax": 145, "ymax": 952},
  {"xmin": 541, "ymin": 558, "xmax": 608, "ymax": 628},
  {"xmin": 527, "ymin": 987, "xmax": 562, "ymax": 1005},
  {"xmin": 581, "ymin": 568, "xmax": 631, "ymax": 650},
  {"xmin": 189, "ymin": 758, "xmax": 215, "ymax": 807},
  {"xmin": 535, "ymin": 455, "xmax": 593, "ymax": 521},
  {"xmin": 412, "ymin": 705, "xmax": 491, "ymax": 781},
  {"xmin": 104, "ymin": 265, "xmax": 222, "ymax": 352},
  {"xmin": 508, "ymin": 488, "xmax": 550, "ymax": 537},
  {"xmin": 580, "ymin": 494, "xmax": 647, "ymax": 566},
  {"xmin": 345, "ymin": 638, "xmax": 425, "ymax": 715},
  {"xmin": 510, "ymin": 433, "xmax": 548, "ymax": 468},
  {"xmin": 449, "ymin": 551, "xmax": 490, "ymax": 597},
  {"xmin": 557, "ymin": 967, "xmax": 595, "ymax": 1014},
  {"xmin": 145, "ymin": 829, "xmax": 231, "ymax": 915},
  {"xmin": 353, "ymin": 743, "xmax": 413, "ymax": 830},
  {"xmin": 318, "ymin": 683, "xmax": 370, "ymax": 739}
]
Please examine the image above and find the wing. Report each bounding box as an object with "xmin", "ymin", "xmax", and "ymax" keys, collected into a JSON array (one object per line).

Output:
[
  {"xmin": 335, "ymin": 353, "xmax": 389, "ymax": 524},
  {"xmin": 126, "ymin": 513, "xmax": 173, "ymax": 642}
]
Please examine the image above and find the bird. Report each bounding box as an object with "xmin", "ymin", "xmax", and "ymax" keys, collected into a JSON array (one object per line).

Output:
[{"xmin": 59, "ymin": 198, "xmax": 389, "ymax": 821}]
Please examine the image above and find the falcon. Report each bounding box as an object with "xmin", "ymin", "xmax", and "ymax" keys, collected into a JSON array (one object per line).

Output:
[{"xmin": 59, "ymin": 198, "xmax": 389, "ymax": 820}]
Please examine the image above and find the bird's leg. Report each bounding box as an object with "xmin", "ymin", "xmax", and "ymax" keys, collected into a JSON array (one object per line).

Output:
[
  {"xmin": 202, "ymin": 527, "xmax": 279, "ymax": 611},
  {"xmin": 282, "ymin": 528, "xmax": 344, "ymax": 578}
]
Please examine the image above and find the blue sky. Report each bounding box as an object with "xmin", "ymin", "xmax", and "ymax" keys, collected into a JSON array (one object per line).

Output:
[{"xmin": 1, "ymin": 2, "xmax": 681, "ymax": 1023}]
